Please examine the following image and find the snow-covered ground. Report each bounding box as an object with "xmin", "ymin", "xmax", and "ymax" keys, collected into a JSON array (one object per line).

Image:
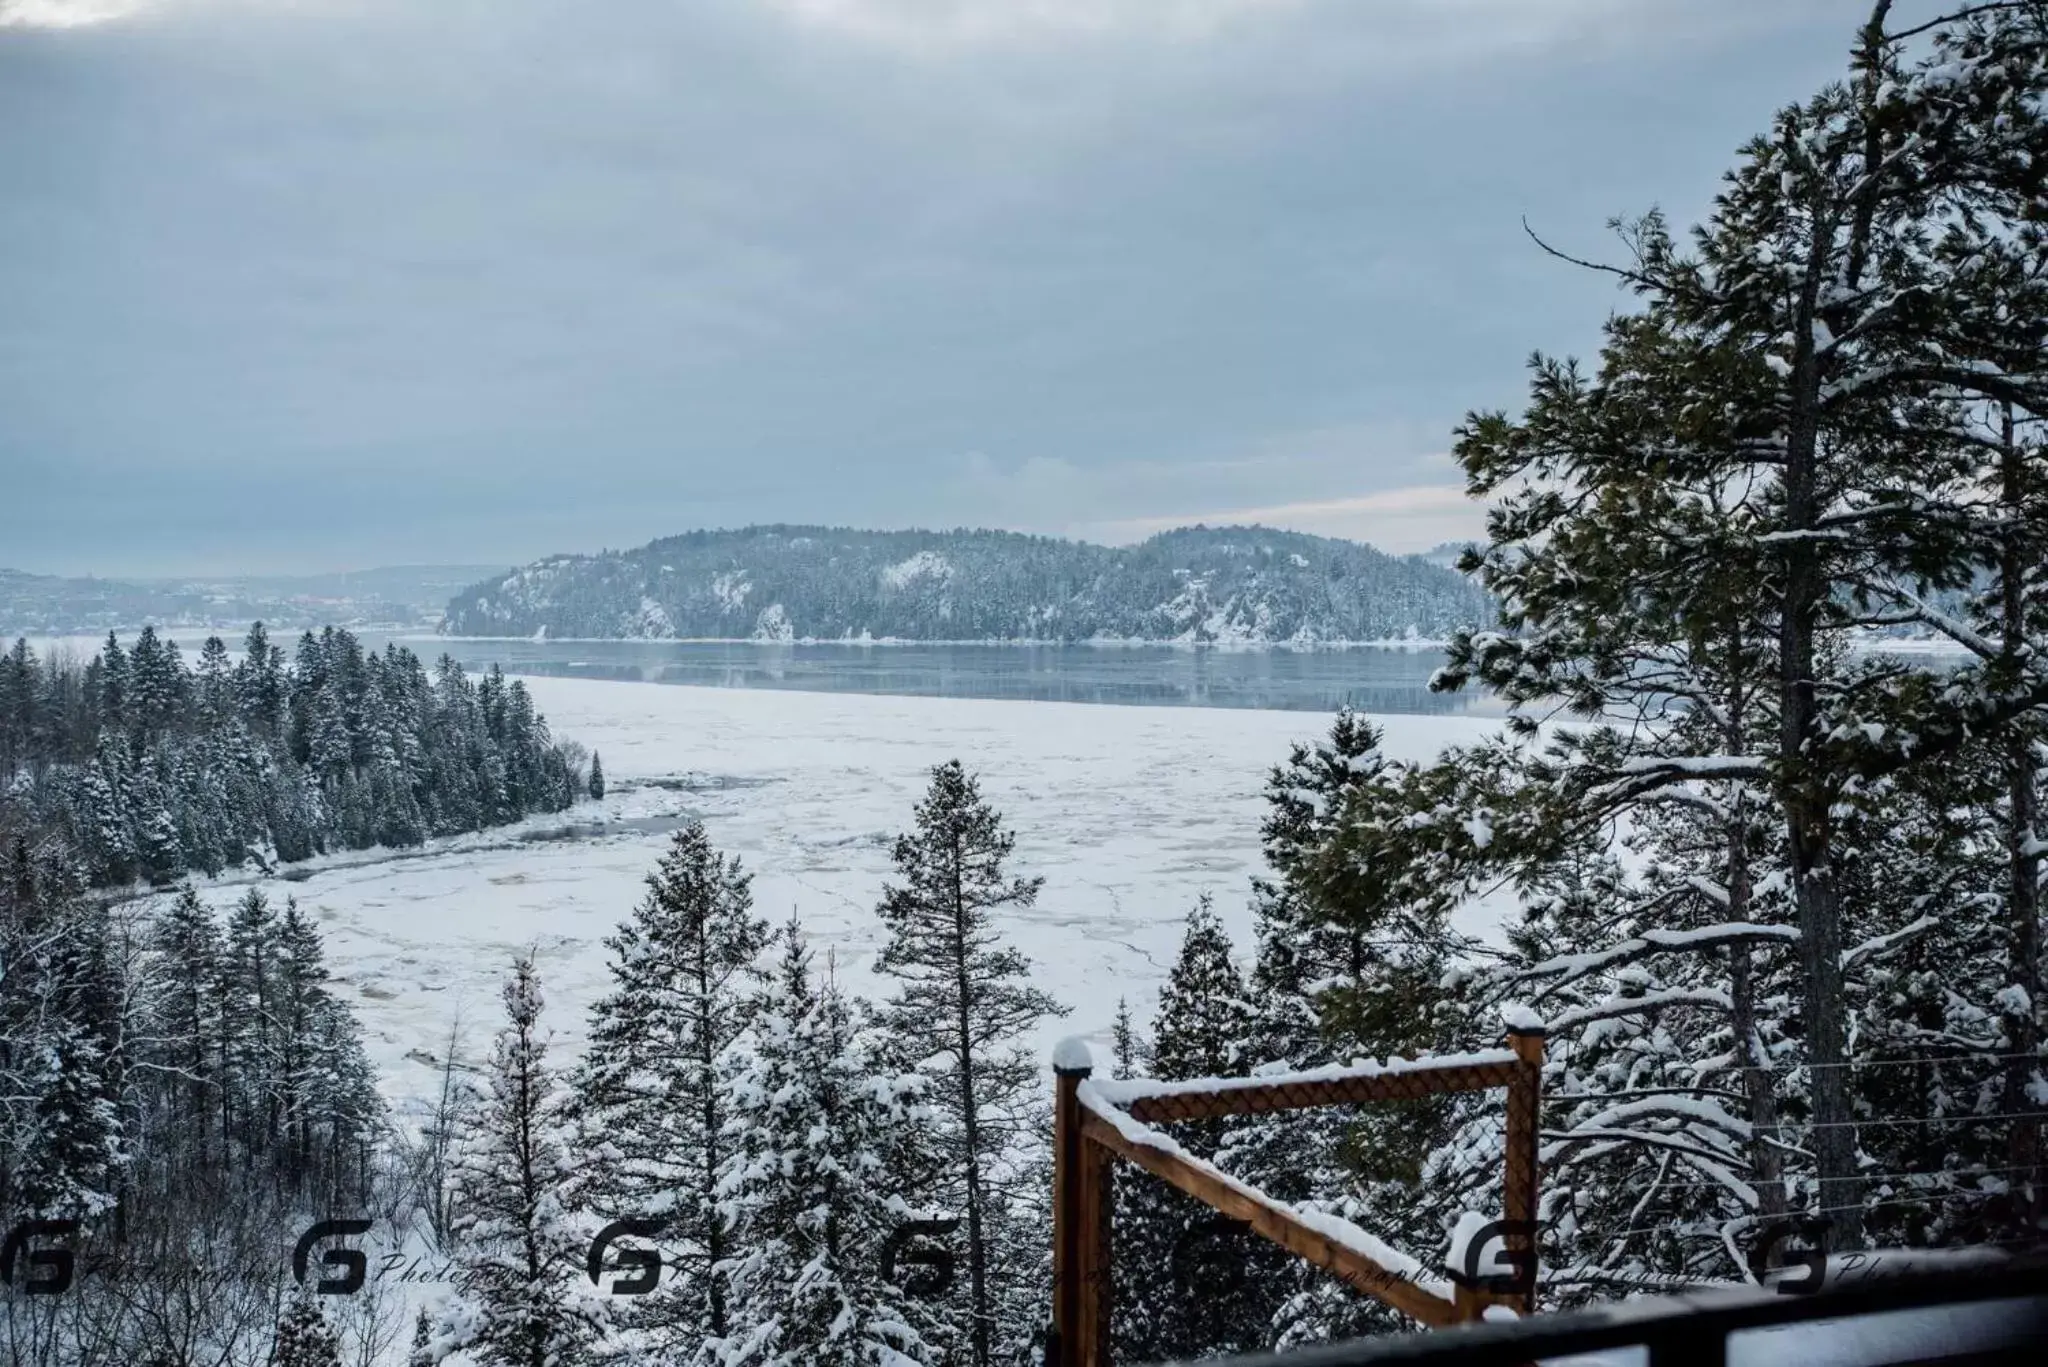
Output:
[{"xmin": 137, "ymin": 676, "xmax": 1505, "ymax": 1116}]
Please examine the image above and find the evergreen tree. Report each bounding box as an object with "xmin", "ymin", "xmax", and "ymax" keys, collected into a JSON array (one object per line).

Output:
[
  {"xmin": 1246, "ymin": 709, "xmax": 1433, "ymax": 1073},
  {"xmin": 195, "ymin": 634, "xmax": 234, "ymax": 727},
  {"xmin": 872, "ymin": 760, "xmax": 1066, "ymax": 1367},
  {"xmin": 450, "ymin": 954, "xmax": 592, "ymax": 1367},
  {"xmin": 1114, "ymin": 898, "xmax": 1286, "ymax": 1360},
  {"xmin": 223, "ymin": 887, "xmax": 279, "ymax": 1150},
  {"xmin": 0, "ymin": 842, "xmax": 126, "ymax": 1221},
  {"xmin": 716, "ymin": 921, "xmax": 946, "ymax": 1367},
  {"xmin": 0, "ymin": 637, "xmax": 40, "ymax": 778},
  {"xmin": 411, "ymin": 1308, "xmax": 437, "ymax": 1367},
  {"xmin": 588, "ymin": 752, "xmax": 605, "ymax": 802},
  {"xmin": 273, "ymin": 1286, "xmax": 344, "ymax": 1367},
  {"xmin": 570, "ymin": 821, "xmax": 769, "ymax": 1353},
  {"xmin": 130, "ymin": 752, "xmax": 186, "ymax": 886},
  {"xmin": 1108, "ymin": 999, "xmax": 1139, "ymax": 1082},
  {"xmin": 238, "ymin": 621, "xmax": 287, "ymax": 740},
  {"xmin": 149, "ymin": 887, "xmax": 224, "ymax": 1166},
  {"xmin": 1228, "ymin": 711, "xmax": 1495, "ymax": 1343},
  {"xmin": 1450, "ymin": 6, "xmax": 2048, "ymax": 1247},
  {"xmin": 97, "ymin": 630, "xmax": 128, "ymax": 734}
]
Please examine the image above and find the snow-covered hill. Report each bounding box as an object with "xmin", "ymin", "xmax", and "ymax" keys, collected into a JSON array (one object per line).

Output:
[{"xmin": 440, "ymin": 525, "xmax": 1494, "ymax": 645}]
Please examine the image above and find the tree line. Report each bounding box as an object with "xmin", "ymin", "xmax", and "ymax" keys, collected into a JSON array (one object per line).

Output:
[
  {"xmin": 1, "ymin": 848, "xmax": 387, "ymax": 1366},
  {"xmin": 0, "ymin": 625, "xmax": 588, "ymax": 887}
]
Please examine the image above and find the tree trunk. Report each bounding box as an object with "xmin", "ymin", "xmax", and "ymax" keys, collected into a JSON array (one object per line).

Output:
[
  {"xmin": 700, "ymin": 966, "xmax": 728, "ymax": 1339},
  {"xmin": 1722, "ymin": 634, "xmax": 1787, "ymax": 1225},
  {"xmin": 1780, "ymin": 225, "xmax": 1862, "ymax": 1249},
  {"xmin": 952, "ymin": 832, "xmax": 992, "ymax": 1367},
  {"xmin": 1728, "ymin": 843, "xmax": 1787, "ymax": 1224},
  {"xmin": 1999, "ymin": 406, "xmax": 2042, "ymax": 1230}
]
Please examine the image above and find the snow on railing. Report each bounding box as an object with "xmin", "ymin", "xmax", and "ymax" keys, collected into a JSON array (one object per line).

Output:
[
  {"xmin": 1046, "ymin": 1020, "xmax": 1549, "ymax": 1362},
  {"xmin": 1085, "ymin": 1048, "xmax": 1520, "ymax": 1108},
  {"xmin": 1075, "ymin": 1078, "xmax": 1453, "ymax": 1299}
]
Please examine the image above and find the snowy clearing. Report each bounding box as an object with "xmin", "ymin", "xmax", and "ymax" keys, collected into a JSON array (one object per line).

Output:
[{"xmin": 134, "ymin": 676, "xmax": 1504, "ymax": 1118}]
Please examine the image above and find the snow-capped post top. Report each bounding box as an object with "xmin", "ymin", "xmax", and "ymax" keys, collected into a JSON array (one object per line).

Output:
[
  {"xmin": 1500, "ymin": 1003, "xmax": 1546, "ymax": 1038},
  {"xmin": 1052, "ymin": 1036, "xmax": 1094, "ymax": 1076}
]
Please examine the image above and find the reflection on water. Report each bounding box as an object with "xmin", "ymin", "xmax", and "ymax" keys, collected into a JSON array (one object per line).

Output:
[{"xmin": 364, "ymin": 638, "xmax": 1503, "ymax": 717}]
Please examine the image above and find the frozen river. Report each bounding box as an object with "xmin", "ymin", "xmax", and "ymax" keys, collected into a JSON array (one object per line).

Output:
[
  {"xmin": 132, "ymin": 674, "xmax": 1508, "ymax": 1119},
  {"xmin": 355, "ymin": 636, "xmax": 1506, "ymax": 716}
]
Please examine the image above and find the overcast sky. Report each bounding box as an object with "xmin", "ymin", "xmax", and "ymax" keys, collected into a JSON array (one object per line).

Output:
[{"xmin": 2, "ymin": 0, "xmax": 1887, "ymax": 577}]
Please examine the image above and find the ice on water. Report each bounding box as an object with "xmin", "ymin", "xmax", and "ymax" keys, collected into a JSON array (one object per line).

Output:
[{"xmin": 140, "ymin": 676, "xmax": 1501, "ymax": 1120}]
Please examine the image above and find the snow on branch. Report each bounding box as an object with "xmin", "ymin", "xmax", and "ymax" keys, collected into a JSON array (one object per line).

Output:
[
  {"xmin": 1521, "ymin": 923, "xmax": 1799, "ymax": 996},
  {"xmin": 1541, "ymin": 1127, "xmax": 1753, "ymax": 1181},
  {"xmin": 1857, "ymin": 579, "xmax": 2003, "ymax": 659},
  {"xmin": 1549, "ymin": 987, "xmax": 1736, "ymax": 1033},
  {"xmin": 1560, "ymin": 1095, "xmax": 1753, "ymax": 1144},
  {"xmin": 1841, "ymin": 914, "xmax": 1940, "ymax": 971},
  {"xmin": 1615, "ymin": 756, "xmax": 1770, "ymax": 779}
]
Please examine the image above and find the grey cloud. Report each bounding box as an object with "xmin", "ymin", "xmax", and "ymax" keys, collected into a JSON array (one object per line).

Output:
[{"xmin": 1, "ymin": 0, "xmax": 1879, "ymax": 574}]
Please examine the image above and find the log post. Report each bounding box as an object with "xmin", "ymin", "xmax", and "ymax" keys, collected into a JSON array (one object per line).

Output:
[
  {"xmin": 1051, "ymin": 1039, "xmax": 1093, "ymax": 1366},
  {"xmin": 1077, "ymin": 1116, "xmax": 1112, "ymax": 1364},
  {"xmin": 1502, "ymin": 1021, "xmax": 1546, "ymax": 1316}
]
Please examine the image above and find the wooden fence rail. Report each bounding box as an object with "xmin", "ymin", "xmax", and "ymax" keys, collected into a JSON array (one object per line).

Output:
[{"xmin": 1048, "ymin": 1024, "xmax": 1546, "ymax": 1367}]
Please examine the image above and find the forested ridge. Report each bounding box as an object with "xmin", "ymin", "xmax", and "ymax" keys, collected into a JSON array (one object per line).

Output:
[
  {"xmin": 440, "ymin": 524, "xmax": 1494, "ymax": 645},
  {"xmin": 0, "ymin": 624, "xmax": 587, "ymax": 888}
]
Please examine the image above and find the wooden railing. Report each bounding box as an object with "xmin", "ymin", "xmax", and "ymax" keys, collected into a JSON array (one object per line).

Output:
[
  {"xmin": 1182, "ymin": 1253, "xmax": 2048, "ymax": 1367},
  {"xmin": 1047, "ymin": 1023, "xmax": 1546, "ymax": 1366}
]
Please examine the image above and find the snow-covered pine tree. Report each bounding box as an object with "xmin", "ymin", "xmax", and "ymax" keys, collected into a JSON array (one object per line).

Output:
[
  {"xmin": 1108, "ymin": 999, "xmax": 1139, "ymax": 1082},
  {"xmin": 274, "ymin": 1286, "xmax": 344, "ymax": 1367},
  {"xmin": 0, "ymin": 839, "xmax": 126, "ymax": 1223},
  {"xmin": 716, "ymin": 920, "xmax": 946, "ymax": 1367},
  {"xmin": 195, "ymin": 635, "xmax": 234, "ymax": 728},
  {"xmin": 1445, "ymin": 2, "xmax": 2048, "ymax": 1248},
  {"xmin": 272, "ymin": 895, "xmax": 373, "ymax": 1194},
  {"xmin": 1227, "ymin": 711, "xmax": 1485, "ymax": 1343},
  {"xmin": 128, "ymin": 749, "xmax": 186, "ymax": 886},
  {"xmin": 872, "ymin": 760, "xmax": 1066, "ymax": 1367},
  {"xmin": 237, "ymin": 621, "xmax": 287, "ymax": 741},
  {"xmin": 96, "ymin": 630, "xmax": 127, "ymax": 734},
  {"xmin": 411, "ymin": 1308, "xmax": 436, "ymax": 1367},
  {"xmin": 449, "ymin": 953, "xmax": 593, "ymax": 1367},
  {"xmin": 570, "ymin": 821, "xmax": 769, "ymax": 1355},
  {"xmin": 1114, "ymin": 896, "xmax": 1287, "ymax": 1361},
  {"xmin": 126, "ymin": 626, "xmax": 186, "ymax": 745},
  {"xmin": 222, "ymin": 887, "xmax": 279, "ymax": 1151},
  {"xmin": 1419, "ymin": 279, "xmax": 1816, "ymax": 1288},
  {"xmin": 0, "ymin": 637, "xmax": 39, "ymax": 778},
  {"xmin": 588, "ymin": 752, "xmax": 605, "ymax": 802},
  {"xmin": 148, "ymin": 886, "xmax": 225, "ymax": 1170},
  {"xmin": 75, "ymin": 733, "xmax": 135, "ymax": 885},
  {"xmin": 1247, "ymin": 708, "xmax": 1432, "ymax": 1073}
]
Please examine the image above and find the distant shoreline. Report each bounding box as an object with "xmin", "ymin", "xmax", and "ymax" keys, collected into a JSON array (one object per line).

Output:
[
  {"xmin": 423, "ymin": 633, "xmax": 1456, "ymax": 652},
  {"xmin": 9, "ymin": 628, "xmax": 1978, "ymax": 658}
]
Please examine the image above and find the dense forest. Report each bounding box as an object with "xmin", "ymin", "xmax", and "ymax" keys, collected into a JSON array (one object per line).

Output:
[
  {"xmin": 0, "ymin": 624, "xmax": 586, "ymax": 887},
  {"xmin": 439, "ymin": 524, "xmax": 1494, "ymax": 645}
]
